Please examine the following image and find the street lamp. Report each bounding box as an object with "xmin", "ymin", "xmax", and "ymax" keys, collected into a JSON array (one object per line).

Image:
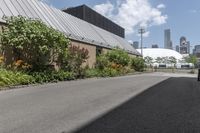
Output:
[{"xmin": 138, "ymin": 28, "xmax": 145, "ymax": 57}]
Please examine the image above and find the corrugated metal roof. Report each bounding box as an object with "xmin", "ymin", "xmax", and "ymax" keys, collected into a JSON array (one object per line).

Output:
[{"xmin": 0, "ymin": 0, "xmax": 140, "ymax": 55}]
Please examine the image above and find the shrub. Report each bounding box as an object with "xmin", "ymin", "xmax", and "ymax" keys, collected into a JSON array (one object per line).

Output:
[
  {"xmin": 95, "ymin": 48, "xmax": 136, "ymax": 76},
  {"xmin": 62, "ymin": 45, "xmax": 89, "ymax": 78},
  {"xmin": 85, "ymin": 68, "xmax": 100, "ymax": 78},
  {"xmin": 106, "ymin": 48, "xmax": 130, "ymax": 67},
  {"xmin": 29, "ymin": 70, "xmax": 75, "ymax": 83},
  {"xmin": 130, "ymin": 57, "xmax": 145, "ymax": 72},
  {"xmin": 1, "ymin": 16, "xmax": 70, "ymax": 70},
  {"xmin": 12, "ymin": 59, "xmax": 32, "ymax": 71},
  {"xmin": 0, "ymin": 69, "xmax": 35, "ymax": 87},
  {"xmin": 100, "ymin": 67, "xmax": 119, "ymax": 77},
  {"xmin": 96, "ymin": 54, "xmax": 110, "ymax": 70},
  {"xmin": 0, "ymin": 55, "xmax": 4, "ymax": 67}
]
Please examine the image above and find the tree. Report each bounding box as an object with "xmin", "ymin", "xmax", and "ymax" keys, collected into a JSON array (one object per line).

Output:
[
  {"xmin": 162, "ymin": 56, "xmax": 169, "ymax": 64},
  {"xmin": 185, "ymin": 55, "xmax": 198, "ymax": 67},
  {"xmin": 130, "ymin": 57, "xmax": 145, "ymax": 72},
  {"xmin": 168, "ymin": 56, "xmax": 177, "ymax": 72},
  {"xmin": 155, "ymin": 57, "xmax": 163, "ymax": 64},
  {"xmin": 1, "ymin": 16, "xmax": 70, "ymax": 70},
  {"xmin": 144, "ymin": 56, "xmax": 153, "ymax": 71}
]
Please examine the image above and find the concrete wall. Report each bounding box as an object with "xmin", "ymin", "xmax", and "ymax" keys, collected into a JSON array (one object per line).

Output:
[{"xmin": 70, "ymin": 40, "xmax": 96, "ymax": 68}]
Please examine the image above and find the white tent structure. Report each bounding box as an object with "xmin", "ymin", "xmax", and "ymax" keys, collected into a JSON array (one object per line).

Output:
[
  {"xmin": 137, "ymin": 48, "xmax": 183, "ymax": 61},
  {"xmin": 137, "ymin": 48, "xmax": 193, "ymax": 68}
]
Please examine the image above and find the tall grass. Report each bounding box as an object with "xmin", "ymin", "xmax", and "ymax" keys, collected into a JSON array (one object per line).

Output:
[{"xmin": 0, "ymin": 69, "xmax": 35, "ymax": 88}]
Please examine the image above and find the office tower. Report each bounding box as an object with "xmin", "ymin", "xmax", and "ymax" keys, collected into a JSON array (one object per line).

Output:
[
  {"xmin": 164, "ymin": 29, "xmax": 172, "ymax": 49},
  {"xmin": 180, "ymin": 36, "xmax": 190, "ymax": 54},
  {"xmin": 131, "ymin": 41, "xmax": 139, "ymax": 49},
  {"xmin": 193, "ymin": 45, "xmax": 200, "ymax": 56},
  {"xmin": 152, "ymin": 44, "xmax": 159, "ymax": 48},
  {"xmin": 176, "ymin": 45, "xmax": 180, "ymax": 52},
  {"xmin": 187, "ymin": 41, "xmax": 190, "ymax": 54}
]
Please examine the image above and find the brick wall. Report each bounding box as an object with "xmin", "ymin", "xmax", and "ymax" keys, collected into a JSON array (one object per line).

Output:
[{"xmin": 70, "ymin": 40, "xmax": 97, "ymax": 68}]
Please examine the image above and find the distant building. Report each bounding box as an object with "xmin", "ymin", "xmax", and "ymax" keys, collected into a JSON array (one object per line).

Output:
[
  {"xmin": 176, "ymin": 45, "xmax": 180, "ymax": 52},
  {"xmin": 131, "ymin": 41, "xmax": 139, "ymax": 49},
  {"xmin": 180, "ymin": 36, "xmax": 190, "ymax": 54},
  {"xmin": 193, "ymin": 45, "xmax": 200, "ymax": 56},
  {"xmin": 187, "ymin": 41, "xmax": 190, "ymax": 54},
  {"xmin": 63, "ymin": 5, "xmax": 125, "ymax": 38},
  {"xmin": 152, "ymin": 44, "xmax": 159, "ymax": 48},
  {"xmin": 193, "ymin": 45, "xmax": 200, "ymax": 63},
  {"xmin": 164, "ymin": 29, "xmax": 173, "ymax": 49}
]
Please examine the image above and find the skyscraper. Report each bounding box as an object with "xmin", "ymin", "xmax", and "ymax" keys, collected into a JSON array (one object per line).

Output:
[
  {"xmin": 131, "ymin": 41, "xmax": 139, "ymax": 49},
  {"xmin": 164, "ymin": 29, "xmax": 172, "ymax": 49},
  {"xmin": 180, "ymin": 36, "xmax": 190, "ymax": 54},
  {"xmin": 193, "ymin": 45, "xmax": 200, "ymax": 63},
  {"xmin": 187, "ymin": 41, "xmax": 190, "ymax": 54},
  {"xmin": 193, "ymin": 45, "xmax": 200, "ymax": 56},
  {"xmin": 176, "ymin": 45, "xmax": 180, "ymax": 52}
]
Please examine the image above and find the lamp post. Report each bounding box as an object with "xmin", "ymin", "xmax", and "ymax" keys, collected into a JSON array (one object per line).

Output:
[{"xmin": 138, "ymin": 28, "xmax": 145, "ymax": 57}]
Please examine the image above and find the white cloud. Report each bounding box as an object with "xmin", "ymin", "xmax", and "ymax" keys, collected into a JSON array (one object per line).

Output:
[
  {"xmin": 157, "ymin": 4, "xmax": 165, "ymax": 9},
  {"xmin": 93, "ymin": 1, "xmax": 114, "ymax": 17},
  {"xmin": 93, "ymin": 0, "xmax": 167, "ymax": 37},
  {"xmin": 137, "ymin": 31, "xmax": 150, "ymax": 37},
  {"xmin": 143, "ymin": 31, "xmax": 150, "ymax": 37}
]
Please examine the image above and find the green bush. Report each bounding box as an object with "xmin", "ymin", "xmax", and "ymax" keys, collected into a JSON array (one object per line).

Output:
[
  {"xmin": 85, "ymin": 68, "xmax": 119, "ymax": 78},
  {"xmin": 106, "ymin": 48, "xmax": 130, "ymax": 67},
  {"xmin": 1, "ymin": 16, "xmax": 69, "ymax": 70},
  {"xmin": 130, "ymin": 57, "xmax": 145, "ymax": 72},
  {"xmin": 95, "ymin": 48, "xmax": 137, "ymax": 77},
  {"xmin": 30, "ymin": 70, "xmax": 75, "ymax": 83},
  {"xmin": 61, "ymin": 45, "xmax": 89, "ymax": 78},
  {"xmin": 96, "ymin": 54, "xmax": 110, "ymax": 70},
  {"xmin": 85, "ymin": 68, "xmax": 99, "ymax": 78},
  {"xmin": 0, "ymin": 69, "xmax": 35, "ymax": 87},
  {"xmin": 100, "ymin": 67, "xmax": 119, "ymax": 77}
]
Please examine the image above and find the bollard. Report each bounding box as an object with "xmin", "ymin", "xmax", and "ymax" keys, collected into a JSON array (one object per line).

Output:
[{"xmin": 198, "ymin": 69, "xmax": 200, "ymax": 81}]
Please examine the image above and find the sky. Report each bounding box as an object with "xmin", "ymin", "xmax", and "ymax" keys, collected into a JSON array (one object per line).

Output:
[{"xmin": 42, "ymin": 0, "xmax": 200, "ymax": 50}]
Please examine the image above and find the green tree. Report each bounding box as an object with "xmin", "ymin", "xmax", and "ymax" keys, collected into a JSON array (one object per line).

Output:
[
  {"xmin": 162, "ymin": 56, "xmax": 169, "ymax": 64},
  {"xmin": 168, "ymin": 56, "xmax": 177, "ymax": 72},
  {"xmin": 185, "ymin": 55, "xmax": 198, "ymax": 67},
  {"xmin": 155, "ymin": 57, "xmax": 163, "ymax": 64},
  {"xmin": 1, "ymin": 16, "xmax": 70, "ymax": 70},
  {"xmin": 106, "ymin": 48, "xmax": 130, "ymax": 67},
  {"xmin": 130, "ymin": 57, "xmax": 145, "ymax": 72},
  {"xmin": 144, "ymin": 56, "xmax": 153, "ymax": 71}
]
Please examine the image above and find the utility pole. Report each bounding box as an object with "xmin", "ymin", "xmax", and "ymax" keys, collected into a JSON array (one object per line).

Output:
[{"xmin": 138, "ymin": 28, "xmax": 145, "ymax": 57}]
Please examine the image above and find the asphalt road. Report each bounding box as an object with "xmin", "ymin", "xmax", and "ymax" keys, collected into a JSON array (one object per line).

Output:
[{"xmin": 0, "ymin": 73, "xmax": 199, "ymax": 133}]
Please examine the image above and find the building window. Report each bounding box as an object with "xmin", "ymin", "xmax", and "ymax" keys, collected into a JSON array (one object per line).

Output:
[{"xmin": 96, "ymin": 46, "xmax": 102, "ymax": 56}]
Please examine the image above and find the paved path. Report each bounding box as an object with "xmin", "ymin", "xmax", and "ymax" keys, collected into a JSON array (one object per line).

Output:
[
  {"xmin": 0, "ymin": 73, "xmax": 199, "ymax": 133},
  {"xmin": 74, "ymin": 74, "xmax": 200, "ymax": 133}
]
